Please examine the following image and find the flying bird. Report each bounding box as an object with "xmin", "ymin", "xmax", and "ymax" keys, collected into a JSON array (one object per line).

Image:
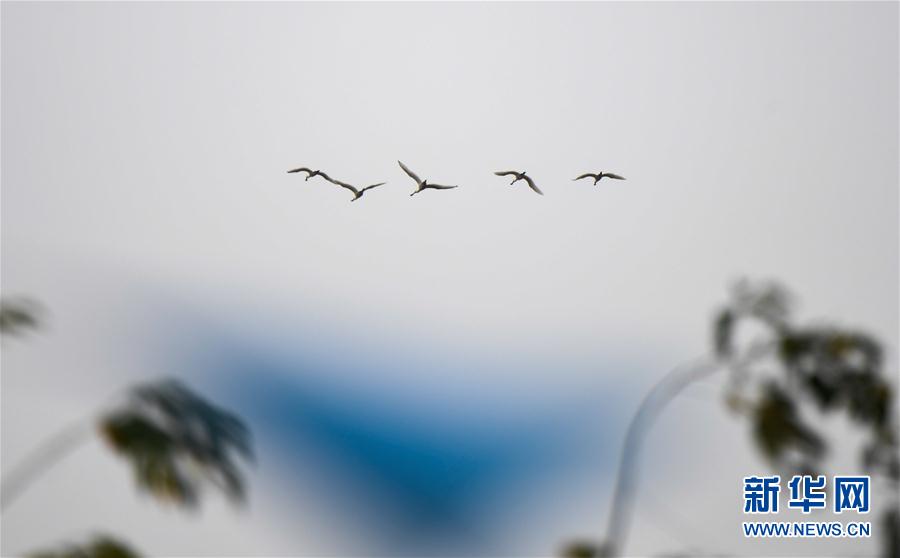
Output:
[
  {"xmin": 573, "ymin": 171, "xmax": 626, "ymax": 185},
  {"xmin": 324, "ymin": 176, "xmax": 386, "ymax": 202},
  {"xmin": 494, "ymin": 170, "xmax": 543, "ymax": 195},
  {"xmin": 398, "ymin": 161, "xmax": 458, "ymax": 196},
  {"xmin": 287, "ymin": 167, "xmax": 331, "ymax": 181}
]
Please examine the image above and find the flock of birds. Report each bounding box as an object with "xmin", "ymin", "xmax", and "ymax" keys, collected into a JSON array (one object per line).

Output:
[{"xmin": 287, "ymin": 161, "xmax": 625, "ymax": 202}]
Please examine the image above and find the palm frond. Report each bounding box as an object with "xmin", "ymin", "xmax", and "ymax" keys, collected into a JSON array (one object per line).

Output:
[{"xmin": 100, "ymin": 379, "xmax": 252, "ymax": 508}]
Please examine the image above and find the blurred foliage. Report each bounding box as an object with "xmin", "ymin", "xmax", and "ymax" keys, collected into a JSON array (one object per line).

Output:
[
  {"xmin": 27, "ymin": 535, "xmax": 140, "ymax": 558},
  {"xmin": 563, "ymin": 280, "xmax": 899, "ymax": 557},
  {"xmin": 5, "ymin": 297, "xmax": 254, "ymax": 557},
  {"xmin": 716, "ymin": 279, "xmax": 899, "ymax": 557},
  {"xmin": 561, "ymin": 541, "xmax": 607, "ymax": 558},
  {"xmin": 885, "ymin": 506, "xmax": 900, "ymax": 558},
  {"xmin": 100, "ymin": 379, "xmax": 253, "ymax": 508},
  {"xmin": 715, "ymin": 280, "xmax": 899, "ymax": 482},
  {"xmin": 752, "ymin": 382, "xmax": 825, "ymax": 470},
  {"xmin": 0, "ymin": 296, "xmax": 42, "ymax": 336}
]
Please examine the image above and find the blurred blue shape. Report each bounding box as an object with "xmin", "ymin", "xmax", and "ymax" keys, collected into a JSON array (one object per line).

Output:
[{"xmin": 163, "ymin": 315, "xmax": 631, "ymax": 555}]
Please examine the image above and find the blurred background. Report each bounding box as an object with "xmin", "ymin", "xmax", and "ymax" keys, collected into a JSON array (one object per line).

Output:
[{"xmin": 2, "ymin": 2, "xmax": 897, "ymax": 556}]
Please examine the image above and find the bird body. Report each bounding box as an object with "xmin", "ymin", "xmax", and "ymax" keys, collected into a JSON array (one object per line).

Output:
[
  {"xmin": 288, "ymin": 163, "xmax": 624, "ymax": 201},
  {"xmin": 398, "ymin": 161, "xmax": 458, "ymax": 196},
  {"xmin": 494, "ymin": 170, "xmax": 543, "ymax": 195},
  {"xmin": 287, "ymin": 167, "xmax": 332, "ymax": 182},
  {"xmin": 324, "ymin": 176, "xmax": 386, "ymax": 202},
  {"xmin": 573, "ymin": 172, "xmax": 626, "ymax": 185}
]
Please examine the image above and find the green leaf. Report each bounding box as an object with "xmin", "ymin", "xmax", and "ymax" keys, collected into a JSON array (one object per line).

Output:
[{"xmin": 99, "ymin": 379, "xmax": 252, "ymax": 508}]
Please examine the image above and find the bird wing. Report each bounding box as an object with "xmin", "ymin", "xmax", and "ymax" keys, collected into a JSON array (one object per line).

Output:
[
  {"xmin": 316, "ymin": 170, "xmax": 334, "ymax": 182},
  {"xmin": 426, "ymin": 183, "xmax": 458, "ymax": 190},
  {"xmin": 398, "ymin": 161, "xmax": 423, "ymax": 185},
  {"xmin": 574, "ymin": 173, "xmax": 598, "ymax": 181},
  {"xmin": 324, "ymin": 176, "xmax": 359, "ymax": 194},
  {"xmin": 603, "ymin": 173, "xmax": 626, "ymax": 180},
  {"xmin": 287, "ymin": 167, "xmax": 312, "ymax": 175},
  {"xmin": 359, "ymin": 182, "xmax": 386, "ymax": 194},
  {"xmin": 522, "ymin": 175, "xmax": 543, "ymax": 195},
  {"xmin": 494, "ymin": 171, "xmax": 519, "ymax": 177}
]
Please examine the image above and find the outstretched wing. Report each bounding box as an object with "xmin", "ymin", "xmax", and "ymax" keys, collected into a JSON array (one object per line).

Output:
[
  {"xmin": 398, "ymin": 161, "xmax": 423, "ymax": 185},
  {"xmin": 603, "ymin": 173, "xmax": 626, "ymax": 180},
  {"xmin": 522, "ymin": 175, "xmax": 543, "ymax": 195},
  {"xmin": 359, "ymin": 182, "xmax": 386, "ymax": 194},
  {"xmin": 287, "ymin": 167, "xmax": 313, "ymax": 175},
  {"xmin": 573, "ymin": 173, "xmax": 598, "ymax": 181},
  {"xmin": 324, "ymin": 176, "xmax": 359, "ymax": 195},
  {"xmin": 494, "ymin": 171, "xmax": 519, "ymax": 177},
  {"xmin": 426, "ymin": 184, "xmax": 458, "ymax": 190}
]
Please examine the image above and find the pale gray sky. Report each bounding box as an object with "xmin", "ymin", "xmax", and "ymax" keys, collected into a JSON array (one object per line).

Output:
[{"xmin": 2, "ymin": 2, "xmax": 897, "ymax": 556}]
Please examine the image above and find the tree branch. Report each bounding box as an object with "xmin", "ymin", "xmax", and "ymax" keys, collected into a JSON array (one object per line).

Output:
[
  {"xmin": 602, "ymin": 342, "xmax": 772, "ymax": 556},
  {"xmin": 1, "ymin": 417, "xmax": 95, "ymax": 511}
]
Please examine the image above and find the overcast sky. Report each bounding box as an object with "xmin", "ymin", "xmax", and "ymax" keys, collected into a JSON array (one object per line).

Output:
[{"xmin": 2, "ymin": 2, "xmax": 897, "ymax": 556}]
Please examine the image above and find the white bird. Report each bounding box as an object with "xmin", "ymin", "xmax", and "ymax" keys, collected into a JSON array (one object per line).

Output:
[
  {"xmin": 398, "ymin": 161, "xmax": 458, "ymax": 196},
  {"xmin": 573, "ymin": 171, "xmax": 626, "ymax": 185},
  {"xmin": 287, "ymin": 167, "xmax": 330, "ymax": 181},
  {"xmin": 494, "ymin": 170, "xmax": 543, "ymax": 196},
  {"xmin": 324, "ymin": 176, "xmax": 386, "ymax": 202}
]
